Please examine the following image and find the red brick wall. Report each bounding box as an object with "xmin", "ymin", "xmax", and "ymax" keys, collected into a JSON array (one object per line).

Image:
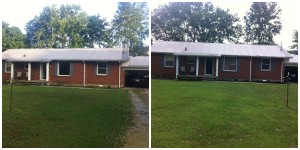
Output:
[
  {"xmin": 218, "ymin": 57, "xmax": 251, "ymax": 80},
  {"xmin": 50, "ymin": 61, "xmax": 124, "ymax": 87},
  {"xmin": 151, "ymin": 53, "xmax": 176, "ymax": 77},
  {"xmin": 251, "ymin": 58, "xmax": 283, "ymax": 81},
  {"xmin": 151, "ymin": 54, "xmax": 284, "ymax": 81},
  {"xmin": 218, "ymin": 57, "xmax": 284, "ymax": 81},
  {"xmin": 2, "ymin": 60, "xmax": 126, "ymax": 87},
  {"xmin": 85, "ymin": 61, "xmax": 123, "ymax": 86}
]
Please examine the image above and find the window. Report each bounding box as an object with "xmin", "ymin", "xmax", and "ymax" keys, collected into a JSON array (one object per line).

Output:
[
  {"xmin": 58, "ymin": 62, "xmax": 71, "ymax": 76},
  {"xmin": 24, "ymin": 63, "xmax": 28, "ymax": 70},
  {"xmin": 187, "ymin": 57, "xmax": 196, "ymax": 64},
  {"xmin": 223, "ymin": 57, "xmax": 237, "ymax": 71},
  {"xmin": 5, "ymin": 62, "xmax": 11, "ymax": 73},
  {"xmin": 261, "ymin": 58, "xmax": 271, "ymax": 71},
  {"xmin": 164, "ymin": 54, "xmax": 175, "ymax": 67},
  {"xmin": 97, "ymin": 62, "xmax": 108, "ymax": 75}
]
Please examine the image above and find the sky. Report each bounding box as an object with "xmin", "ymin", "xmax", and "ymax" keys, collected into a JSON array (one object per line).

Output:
[
  {"xmin": 150, "ymin": 1, "xmax": 299, "ymax": 50},
  {"xmin": 0, "ymin": 0, "xmax": 299, "ymax": 50}
]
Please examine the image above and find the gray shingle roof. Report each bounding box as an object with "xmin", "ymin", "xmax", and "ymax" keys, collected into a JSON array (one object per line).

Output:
[
  {"xmin": 151, "ymin": 41, "xmax": 292, "ymax": 58},
  {"xmin": 2, "ymin": 48, "xmax": 129, "ymax": 62}
]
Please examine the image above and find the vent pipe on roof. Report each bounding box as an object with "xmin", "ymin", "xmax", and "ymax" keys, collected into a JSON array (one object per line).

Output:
[
  {"xmin": 185, "ymin": 47, "xmax": 187, "ymax": 51},
  {"xmin": 281, "ymin": 42, "xmax": 282, "ymax": 51}
]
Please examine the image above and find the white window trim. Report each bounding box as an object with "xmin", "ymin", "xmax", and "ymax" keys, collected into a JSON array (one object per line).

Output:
[
  {"xmin": 5, "ymin": 62, "xmax": 11, "ymax": 73},
  {"xmin": 261, "ymin": 58, "xmax": 271, "ymax": 71},
  {"xmin": 187, "ymin": 57, "xmax": 196, "ymax": 64},
  {"xmin": 164, "ymin": 54, "xmax": 175, "ymax": 68},
  {"xmin": 223, "ymin": 57, "xmax": 237, "ymax": 72},
  {"xmin": 97, "ymin": 62, "xmax": 108, "ymax": 75},
  {"xmin": 57, "ymin": 62, "xmax": 71, "ymax": 76}
]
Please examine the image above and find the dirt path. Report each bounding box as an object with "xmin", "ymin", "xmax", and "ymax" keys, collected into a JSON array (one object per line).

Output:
[{"xmin": 123, "ymin": 88, "xmax": 149, "ymax": 148}]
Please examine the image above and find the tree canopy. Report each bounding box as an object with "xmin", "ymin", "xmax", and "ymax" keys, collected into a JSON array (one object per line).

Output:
[
  {"xmin": 151, "ymin": 2, "xmax": 242, "ymax": 43},
  {"xmin": 290, "ymin": 30, "xmax": 298, "ymax": 50},
  {"xmin": 2, "ymin": 21, "xmax": 26, "ymax": 51},
  {"xmin": 244, "ymin": 2, "xmax": 282, "ymax": 45},
  {"xmin": 25, "ymin": 4, "xmax": 110, "ymax": 48},
  {"xmin": 111, "ymin": 2, "xmax": 149, "ymax": 56}
]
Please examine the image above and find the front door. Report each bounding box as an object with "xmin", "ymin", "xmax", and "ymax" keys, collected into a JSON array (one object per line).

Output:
[
  {"xmin": 40, "ymin": 63, "xmax": 46, "ymax": 80},
  {"xmin": 205, "ymin": 58, "xmax": 213, "ymax": 75}
]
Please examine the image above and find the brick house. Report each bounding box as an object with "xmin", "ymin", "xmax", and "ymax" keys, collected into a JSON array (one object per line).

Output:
[
  {"xmin": 152, "ymin": 41, "xmax": 292, "ymax": 82},
  {"xmin": 2, "ymin": 48, "xmax": 149, "ymax": 88}
]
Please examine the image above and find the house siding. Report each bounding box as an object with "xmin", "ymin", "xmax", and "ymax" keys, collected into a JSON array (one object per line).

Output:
[
  {"xmin": 151, "ymin": 53, "xmax": 176, "ymax": 77},
  {"xmin": 251, "ymin": 58, "xmax": 283, "ymax": 81},
  {"xmin": 151, "ymin": 53, "xmax": 284, "ymax": 82},
  {"xmin": 2, "ymin": 60, "xmax": 125, "ymax": 87},
  {"xmin": 218, "ymin": 57, "xmax": 251, "ymax": 80}
]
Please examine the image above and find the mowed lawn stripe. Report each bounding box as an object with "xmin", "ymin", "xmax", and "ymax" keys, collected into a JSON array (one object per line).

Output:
[
  {"xmin": 151, "ymin": 80, "xmax": 297, "ymax": 148},
  {"xmin": 2, "ymin": 85, "xmax": 132, "ymax": 148}
]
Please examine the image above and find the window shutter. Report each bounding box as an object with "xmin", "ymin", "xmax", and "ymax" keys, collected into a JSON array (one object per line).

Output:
[
  {"xmin": 220, "ymin": 57, "xmax": 223, "ymax": 72},
  {"xmin": 160, "ymin": 55, "xmax": 164, "ymax": 68},
  {"xmin": 70, "ymin": 62, "xmax": 74, "ymax": 76},
  {"xmin": 271, "ymin": 59, "xmax": 274, "ymax": 71},
  {"xmin": 2, "ymin": 62, "xmax": 5, "ymax": 72},
  {"xmin": 54, "ymin": 62, "xmax": 58, "ymax": 76},
  {"xmin": 237, "ymin": 57, "xmax": 240, "ymax": 72},
  {"xmin": 107, "ymin": 62, "xmax": 112, "ymax": 75}
]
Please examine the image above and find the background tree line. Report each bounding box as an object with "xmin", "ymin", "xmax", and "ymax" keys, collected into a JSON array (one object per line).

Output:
[
  {"xmin": 151, "ymin": 2, "xmax": 297, "ymax": 52},
  {"xmin": 2, "ymin": 2, "xmax": 149, "ymax": 56}
]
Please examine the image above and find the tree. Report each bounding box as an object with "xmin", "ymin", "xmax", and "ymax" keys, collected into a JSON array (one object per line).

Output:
[
  {"xmin": 2, "ymin": 21, "xmax": 26, "ymax": 51},
  {"xmin": 290, "ymin": 30, "xmax": 298, "ymax": 50},
  {"xmin": 84, "ymin": 15, "xmax": 111, "ymax": 48},
  {"xmin": 151, "ymin": 2, "xmax": 242, "ymax": 43},
  {"xmin": 111, "ymin": 2, "xmax": 149, "ymax": 56},
  {"xmin": 25, "ymin": 4, "xmax": 96, "ymax": 48},
  {"xmin": 244, "ymin": 2, "xmax": 282, "ymax": 45}
]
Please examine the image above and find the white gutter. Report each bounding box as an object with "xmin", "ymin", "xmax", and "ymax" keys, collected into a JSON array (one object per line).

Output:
[
  {"xmin": 83, "ymin": 61, "xmax": 86, "ymax": 87},
  {"xmin": 249, "ymin": 57, "xmax": 252, "ymax": 82},
  {"xmin": 119, "ymin": 61, "xmax": 121, "ymax": 88}
]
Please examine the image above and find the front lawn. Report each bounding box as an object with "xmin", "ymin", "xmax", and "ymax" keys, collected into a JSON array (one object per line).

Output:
[
  {"xmin": 2, "ymin": 85, "xmax": 132, "ymax": 148},
  {"xmin": 151, "ymin": 80, "xmax": 298, "ymax": 148}
]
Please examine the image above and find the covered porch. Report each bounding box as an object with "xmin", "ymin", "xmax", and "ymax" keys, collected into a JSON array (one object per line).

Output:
[
  {"xmin": 174, "ymin": 55, "xmax": 220, "ymax": 79},
  {"xmin": 7, "ymin": 61, "xmax": 50, "ymax": 83}
]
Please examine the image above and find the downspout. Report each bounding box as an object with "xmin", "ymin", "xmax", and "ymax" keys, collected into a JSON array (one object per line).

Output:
[
  {"xmin": 281, "ymin": 59, "xmax": 284, "ymax": 83},
  {"xmin": 83, "ymin": 60, "xmax": 86, "ymax": 87},
  {"xmin": 249, "ymin": 57, "xmax": 252, "ymax": 82},
  {"xmin": 118, "ymin": 61, "xmax": 121, "ymax": 88}
]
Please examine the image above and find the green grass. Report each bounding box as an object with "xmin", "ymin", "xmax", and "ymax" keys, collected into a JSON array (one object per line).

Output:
[
  {"xmin": 2, "ymin": 85, "xmax": 132, "ymax": 148},
  {"xmin": 151, "ymin": 79, "xmax": 298, "ymax": 148}
]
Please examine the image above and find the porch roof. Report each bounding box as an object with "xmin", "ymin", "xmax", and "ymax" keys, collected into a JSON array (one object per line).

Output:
[
  {"xmin": 152, "ymin": 41, "xmax": 292, "ymax": 58},
  {"xmin": 122, "ymin": 56, "xmax": 149, "ymax": 70},
  {"xmin": 2, "ymin": 48, "xmax": 130, "ymax": 62}
]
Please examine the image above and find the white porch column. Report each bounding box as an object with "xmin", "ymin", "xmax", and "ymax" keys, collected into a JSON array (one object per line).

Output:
[
  {"xmin": 216, "ymin": 57, "xmax": 219, "ymax": 77},
  {"xmin": 176, "ymin": 56, "xmax": 179, "ymax": 79},
  {"xmin": 46, "ymin": 62, "xmax": 50, "ymax": 82},
  {"xmin": 10, "ymin": 62, "xmax": 14, "ymax": 81},
  {"xmin": 28, "ymin": 62, "xmax": 31, "ymax": 81},
  {"xmin": 196, "ymin": 57, "xmax": 199, "ymax": 76}
]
